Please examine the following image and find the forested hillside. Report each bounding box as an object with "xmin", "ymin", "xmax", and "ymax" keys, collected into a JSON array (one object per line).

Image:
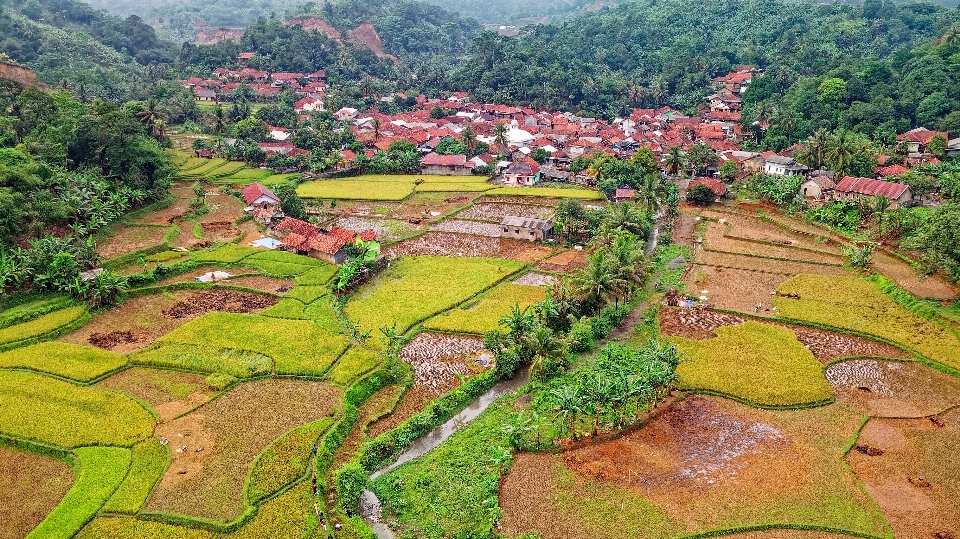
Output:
[
  {"xmin": 0, "ymin": 0, "xmax": 175, "ymax": 101},
  {"xmin": 448, "ymin": 0, "xmax": 959, "ymax": 119}
]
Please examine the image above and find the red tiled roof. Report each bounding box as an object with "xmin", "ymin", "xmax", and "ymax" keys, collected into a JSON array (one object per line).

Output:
[
  {"xmin": 309, "ymin": 234, "xmax": 346, "ymax": 255},
  {"xmin": 876, "ymin": 164, "xmax": 907, "ymax": 178},
  {"xmin": 328, "ymin": 227, "xmax": 357, "ymax": 244},
  {"xmin": 614, "ymin": 188, "xmax": 636, "ymax": 200},
  {"xmin": 897, "ymin": 128, "xmax": 948, "ymax": 145},
  {"xmin": 242, "ymin": 182, "xmax": 279, "ymax": 205},
  {"xmin": 422, "ymin": 153, "xmax": 467, "ymax": 166},
  {"xmin": 690, "ymin": 177, "xmax": 727, "ymax": 197},
  {"xmin": 283, "ymin": 232, "xmax": 309, "ymax": 249},
  {"xmin": 834, "ymin": 177, "xmax": 910, "ymax": 199},
  {"xmin": 275, "ymin": 217, "xmax": 317, "ymax": 237},
  {"xmin": 358, "ymin": 229, "xmax": 377, "ymax": 241}
]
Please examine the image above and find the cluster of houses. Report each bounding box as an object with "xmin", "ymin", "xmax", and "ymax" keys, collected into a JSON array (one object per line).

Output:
[{"xmin": 181, "ymin": 52, "xmax": 328, "ymax": 104}]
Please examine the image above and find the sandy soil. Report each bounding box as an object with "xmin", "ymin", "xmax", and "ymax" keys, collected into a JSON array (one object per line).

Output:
[
  {"xmin": 146, "ymin": 379, "xmax": 342, "ymax": 522},
  {"xmin": 0, "ymin": 447, "xmax": 73, "ymax": 539},
  {"xmin": 536, "ymin": 249, "xmax": 588, "ymax": 274},
  {"xmin": 135, "ymin": 185, "xmax": 193, "ymax": 225},
  {"xmin": 826, "ymin": 358, "xmax": 960, "ymax": 417},
  {"xmin": 682, "ymin": 265, "xmax": 789, "ymax": 314},
  {"xmin": 872, "ymin": 251, "xmax": 957, "ymax": 300},
  {"xmin": 848, "ymin": 410, "xmax": 960, "ymax": 539}
]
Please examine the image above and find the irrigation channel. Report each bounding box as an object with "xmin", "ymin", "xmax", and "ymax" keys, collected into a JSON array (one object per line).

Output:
[
  {"xmin": 359, "ymin": 372, "xmax": 530, "ymax": 538},
  {"xmin": 358, "ymin": 219, "xmax": 661, "ymax": 537}
]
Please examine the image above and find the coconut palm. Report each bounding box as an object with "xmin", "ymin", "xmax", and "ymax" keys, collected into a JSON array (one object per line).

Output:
[
  {"xmin": 138, "ymin": 98, "xmax": 166, "ymax": 131},
  {"xmin": 605, "ymin": 201, "xmax": 647, "ymax": 237},
  {"xmin": 827, "ymin": 130, "xmax": 855, "ymax": 177},
  {"xmin": 663, "ymin": 146, "xmax": 685, "ymax": 176},
  {"xmin": 803, "ymin": 128, "xmax": 831, "ymax": 170},
  {"xmin": 571, "ymin": 253, "xmax": 625, "ymax": 314},
  {"xmin": 460, "ymin": 124, "xmax": 478, "ymax": 154},
  {"xmin": 525, "ymin": 326, "xmax": 568, "ymax": 381},
  {"xmin": 493, "ymin": 122, "xmax": 508, "ymax": 148},
  {"xmin": 210, "ymin": 106, "xmax": 227, "ymax": 138},
  {"xmin": 372, "ymin": 118, "xmax": 381, "ymax": 142},
  {"xmin": 871, "ymin": 195, "xmax": 893, "ymax": 237},
  {"xmin": 499, "ymin": 304, "xmax": 536, "ymax": 345}
]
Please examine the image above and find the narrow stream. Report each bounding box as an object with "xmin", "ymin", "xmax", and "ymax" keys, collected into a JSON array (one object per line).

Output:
[
  {"xmin": 644, "ymin": 215, "xmax": 662, "ymax": 255},
  {"xmin": 359, "ymin": 372, "xmax": 529, "ymax": 539}
]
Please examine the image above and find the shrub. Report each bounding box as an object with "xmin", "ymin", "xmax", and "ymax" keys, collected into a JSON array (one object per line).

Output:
[
  {"xmin": 27, "ymin": 447, "xmax": 131, "ymax": 539},
  {"xmin": 0, "ymin": 371, "xmax": 154, "ymax": 448},
  {"xmin": 569, "ymin": 320, "xmax": 594, "ymax": 353},
  {"xmin": 335, "ymin": 461, "xmax": 368, "ymax": 512},
  {"xmin": 685, "ymin": 183, "xmax": 716, "ymax": 205},
  {"xmin": 493, "ymin": 347, "xmax": 521, "ymax": 380}
]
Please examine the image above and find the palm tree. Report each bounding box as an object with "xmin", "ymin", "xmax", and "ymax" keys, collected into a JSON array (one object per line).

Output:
[
  {"xmin": 138, "ymin": 97, "xmax": 165, "ymax": 129},
  {"xmin": 372, "ymin": 118, "xmax": 382, "ymax": 143},
  {"xmin": 803, "ymin": 128, "xmax": 831, "ymax": 170},
  {"xmin": 460, "ymin": 124, "xmax": 478, "ymax": 154},
  {"xmin": 827, "ymin": 130, "xmax": 855, "ymax": 177},
  {"xmin": 571, "ymin": 253, "xmax": 625, "ymax": 314},
  {"xmin": 211, "ymin": 106, "xmax": 226, "ymax": 138},
  {"xmin": 663, "ymin": 146, "xmax": 685, "ymax": 176},
  {"xmin": 871, "ymin": 195, "xmax": 892, "ymax": 237},
  {"xmin": 583, "ymin": 373, "xmax": 613, "ymax": 435},
  {"xmin": 525, "ymin": 326, "xmax": 568, "ymax": 381},
  {"xmin": 607, "ymin": 234, "xmax": 646, "ymax": 301},
  {"xmin": 493, "ymin": 122, "xmax": 508, "ymax": 148},
  {"xmin": 499, "ymin": 304, "xmax": 535, "ymax": 345},
  {"xmin": 550, "ymin": 384, "xmax": 583, "ymax": 440},
  {"xmin": 605, "ymin": 202, "xmax": 647, "ymax": 237}
]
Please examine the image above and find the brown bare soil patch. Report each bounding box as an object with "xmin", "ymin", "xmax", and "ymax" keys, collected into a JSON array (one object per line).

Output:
[
  {"xmin": 151, "ymin": 266, "xmax": 260, "ymax": 287},
  {"xmin": 347, "ymin": 23, "xmax": 396, "ymax": 61},
  {"xmin": 200, "ymin": 191, "xmax": 246, "ymax": 224},
  {"xmin": 682, "ymin": 265, "xmax": 788, "ymax": 314},
  {"xmin": 160, "ymin": 290, "xmax": 278, "ymax": 318},
  {"xmin": 98, "ymin": 225, "xmax": 170, "ymax": 259},
  {"xmin": 501, "ymin": 397, "xmax": 880, "ymax": 539},
  {"xmin": 62, "ymin": 293, "xmax": 182, "ymax": 352},
  {"xmin": 136, "ymin": 185, "xmax": 193, "ymax": 225},
  {"xmin": 0, "ymin": 446, "xmax": 73, "ymax": 539},
  {"xmin": 390, "ymin": 193, "xmax": 480, "ymax": 221},
  {"xmin": 659, "ymin": 307, "xmax": 906, "ymax": 361},
  {"xmin": 456, "ymin": 202, "xmax": 555, "ymax": 222},
  {"xmin": 826, "ymin": 359, "xmax": 960, "ymax": 417},
  {"xmin": 703, "ymin": 222, "xmax": 844, "ymax": 265},
  {"xmin": 701, "ymin": 209, "xmax": 842, "ymax": 254},
  {"xmin": 383, "ymin": 231, "xmax": 551, "ymax": 261},
  {"xmin": 431, "ymin": 219, "xmax": 502, "ymax": 236},
  {"xmin": 284, "ymin": 17, "xmax": 343, "ymax": 41},
  {"xmin": 200, "ymin": 220, "xmax": 239, "ymax": 242},
  {"xmin": 146, "ymin": 379, "xmax": 342, "ymax": 522},
  {"xmin": 235, "ymin": 219, "xmax": 263, "ymax": 245},
  {"xmin": 536, "ymin": 249, "xmax": 588, "ymax": 274},
  {"xmin": 872, "ymin": 251, "xmax": 957, "ymax": 300},
  {"xmin": 848, "ymin": 410, "xmax": 960, "ymax": 539},
  {"xmin": 696, "ymin": 250, "xmax": 849, "ymax": 277},
  {"xmin": 224, "ymin": 275, "xmax": 293, "ymax": 293},
  {"xmin": 399, "ymin": 332, "xmax": 486, "ymax": 392},
  {"xmin": 99, "ymin": 367, "xmax": 213, "ymax": 421}
]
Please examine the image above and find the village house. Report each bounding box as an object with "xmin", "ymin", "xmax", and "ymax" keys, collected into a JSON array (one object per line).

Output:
[
  {"xmin": 194, "ymin": 89, "xmax": 217, "ymax": 102},
  {"xmin": 613, "ymin": 188, "xmax": 637, "ymax": 203},
  {"xmin": 502, "ymin": 161, "xmax": 541, "ymax": 186},
  {"xmin": 272, "ymin": 217, "xmax": 376, "ymax": 265},
  {"xmin": 421, "ymin": 153, "xmax": 473, "ymax": 175},
  {"xmin": 763, "ymin": 155, "xmax": 808, "ymax": 176},
  {"xmin": 242, "ymin": 182, "xmax": 281, "ymax": 224},
  {"xmin": 799, "ymin": 174, "xmax": 836, "ymax": 202},
  {"xmin": 500, "ymin": 216, "xmax": 555, "ymax": 242},
  {"xmin": 897, "ymin": 127, "xmax": 948, "ymax": 154},
  {"xmin": 833, "ymin": 176, "xmax": 914, "ymax": 208}
]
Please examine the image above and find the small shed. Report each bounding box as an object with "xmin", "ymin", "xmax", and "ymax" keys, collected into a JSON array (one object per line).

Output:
[
  {"xmin": 500, "ymin": 216, "xmax": 555, "ymax": 242},
  {"xmin": 613, "ymin": 188, "xmax": 637, "ymax": 203}
]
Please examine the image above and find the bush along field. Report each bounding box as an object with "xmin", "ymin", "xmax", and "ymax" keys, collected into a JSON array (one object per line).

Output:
[{"xmin": 5, "ymin": 165, "xmax": 960, "ymax": 539}]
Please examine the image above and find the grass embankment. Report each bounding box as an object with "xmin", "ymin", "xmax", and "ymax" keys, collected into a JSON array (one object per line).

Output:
[
  {"xmin": 371, "ymin": 399, "xmax": 516, "ymax": 539},
  {"xmin": 0, "ymin": 371, "xmax": 154, "ymax": 448},
  {"xmin": 424, "ymin": 283, "xmax": 547, "ymax": 335},
  {"xmin": 102, "ymin": 438, "xmax": 169, "ymax": 514},
  {"xmin": 246, "ymin": 417, "xmax": 336, "ymax": 503},
  {"xmin": 775, "ymin": 275, "xmax": 960, "ymax": 371},
  {"xmin": 344, "ymin": 256, "xmax": 526, "ymax": 336},
  {"xmin": 27, "ymin": 447, "xmax": 131, "ymax": 539},
  {"xmin": 0, "ymin": 342, "xmax": 126, "ymax": 382},
  {"xmin": 131, "ymin": 344, "xmax": 273, "ymax": 378},
  {"xmin": 671, "ymin": 322, "xmax": 834, "ymax": 407},
  {"xmin": 158, "ymin": 313, "xmax": 350, "ymax": 376}
]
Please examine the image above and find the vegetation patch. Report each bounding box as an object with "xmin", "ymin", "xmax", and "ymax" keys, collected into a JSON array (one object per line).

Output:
[
  {"xmin": 190, "ymin": 244, "xmax": 260, "ymax": 264},
  {"xmin": 775, "ymin": 275, "xmax": 960, "ymax": 371},
  {"xmin": 27, "ymin": 447, "xmax": 130, "ymax": 539},
  {"xmin": 670, "ymin": 322, "xmax": 834, "ymax": 407},
  {"xmin": 0, "ymin": 342, "xmax": 126, "ymax": 382},
  {"xmin": 0, "ymin": 445, "xmax": 74, "ymax": 539},
  {"xmin": 326, "ymin": 346, "xmax": 382, "ymax": 386},
  {"xmin": 424, "ymin": 283, "xmax": 547, "ymax": 334},
  {"xmin": 146, "ymin": 379, "xmax": 342, "ymax": 522},
  {"xmin": 0, "ymin": 295, "xmax": 76, "ymax": 330},
  {"xmin": 130, "ymin": 343, "xmax": 273, "ymax": 378},
  {"xmin": 485, "ymin": 187, "xmax": 604, "ymax": 199},
  {"xmin": 344, "ymin": 255, "xmax": 525, "ymax": 335},
  {"xmin": 260, "ymin": 298, "xmax": 309, "ymax": 319},
  {"xmin": 243, "ymin": 250, "xmax": 328, "ymax": 278},
  {"xmin": 282, "ymin": 285, "xmax": 327, "ymax": 304},
  {"xmin": 159, "ymin": 313, "xmax": 350, "ymax": 375},
  {"xmin": 246, "ymin": 417, "xmax": 336, "ymax": 503},
  {"xmin": 0, "ymin": 306, "xmax": 88, "ymax": 347},
  {"xmin": 293, "ymin": 264, "xmax": 339, "ymax": 285},
  {"xmin": 0, "ymin": 370, "xmax": 154, "ymax": 448},
  {"xmin": 416, "ymin": 182, "xmax": 495, "ymax": 192},
  {"xmin": 102, "ymin": 438, "xmax": 169, "ymax": 514},
  {"xmin": 298, "ymin": 179, "xmax": 416, "ymax": 201}
]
